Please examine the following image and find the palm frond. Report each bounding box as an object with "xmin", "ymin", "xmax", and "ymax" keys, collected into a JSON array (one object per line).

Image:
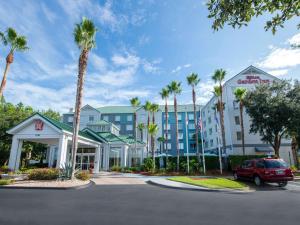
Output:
[
  {"xmin": 14, "ymin": 36, "xmax": 29, "ymax": 51},
  {"xmin": 159, "ymin": 87, "xmax": 169, "ymax": 99},
  {"xmin": 74, "ymin": 17, "xmax": 98, "ymax": 50},
  {"xmin": 187, "ymin": 73, "xmax": 200, "ymax": 86},
  {"xmin": 130, "ymin": 97, "xmax": 140, "ymax": 107}
]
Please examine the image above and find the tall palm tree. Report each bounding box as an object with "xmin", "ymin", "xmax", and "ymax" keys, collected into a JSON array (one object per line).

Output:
[
  {"xmin": 71, "ymin": 18, "xmax": 97, "ymax": 179},
  {"xmin": 143, "ymin": 101, "xmax": 152, "ymax": 157},
  {"xmin": 130, "ymin": 97, "xmax": 141, "ymax": 166},
  {"xmin": 0, "ymin": 28, "xmax": 29, "ymax": 98},
  {"xmin": 168, "ymin": 81, "xmax": 182, "ymax": 172},
  {"xmin": 212, "ymin": 69, "xmax": 226, "ymax": 153},
  {"xmin": 157, "ymin": 136, "xmax": 165, "ymax": 154},
  {"xmin": 234, "ymin": 87, "xmax": 247, "ymax": 155},
  {"xmin": 137, "ymin": 123, "xmax": 145, "ymax": 141},
  {"xmin": 160, "ymin": 87, "xmax": 170, "ymax": 168},
  {"xmin": 186, "ymin": 73, "xmax": 201, "ymax": 161},
  {"xmin": 150, "ymin": 103, "xmax": 159, "ymax": 123},
  {"xmin": 148, "ymin": 123, "xmax": 159, "ymax": 171}
]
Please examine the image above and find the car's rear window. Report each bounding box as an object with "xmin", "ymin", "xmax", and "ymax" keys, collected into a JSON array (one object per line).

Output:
[{"xmin": 264, "ymin": 160, "xmax": 288, "ymax": 168}]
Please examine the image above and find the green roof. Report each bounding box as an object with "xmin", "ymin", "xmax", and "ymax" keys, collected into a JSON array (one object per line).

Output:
[
  {"xmin": 97, "ymin": 104, "xmax": 202, "ymax": 114},
  {"xmin": 119, "ymin": 135, "xmax": 145, "ymax": 144}
]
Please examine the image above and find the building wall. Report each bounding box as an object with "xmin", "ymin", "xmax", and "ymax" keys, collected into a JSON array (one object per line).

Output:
[{"xmin": 100, "ymin": 113, "xmax": 134, "ymax": 136}]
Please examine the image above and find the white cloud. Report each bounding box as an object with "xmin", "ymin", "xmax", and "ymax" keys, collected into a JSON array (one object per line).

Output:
[
  {"xmin": 196, "ymin": 80, "xmax": 214, "ymax": 105},
  {"xmin": 41, "ymin": 2, "xmax": 57, "ymax": 23},
  {"xmin": 288, "ymin": 33, "xmax": 300, "ymax": 46},
  {"xmin": 90, "ymin": 53, "xmax": 107, "ymax": 72},
  {"xmin": 111, "ymin": 53, "xmax": 140, "ymax": 67},
  {"xmin": 268, "ymin": 69, "xmax": 289, "ymax": 77},
  {"xmin": 171, "ymin": 63, "xmax": 192, "ymax": 73}
]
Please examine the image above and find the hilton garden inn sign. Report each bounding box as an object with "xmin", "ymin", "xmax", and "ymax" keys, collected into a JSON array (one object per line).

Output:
[{"xmin": 7, "ymin": 113, "xmax": 146, "ymax": 172}]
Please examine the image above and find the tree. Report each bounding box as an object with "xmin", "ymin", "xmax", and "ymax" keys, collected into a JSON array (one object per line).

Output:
[
  {"xmin": 148, "ymin": 123, "xmax": 159, "ymax": 171},
  {"xmin": 130, "ymin": 97, "xmax": 141, "ymax": 166},
  {"xmin": 207, "ymin": 0, "xmax": 300, "ymax": 34},
  {"xmin": 168, "ymin": 81, "xmax": 182, "ymax": 172},
  {"xmin": 187, "ymin": 73, "xmax": 200, "ymax": 160},
  {"xmin": 137, "ymin": 123, "xmax": 145, "ymax": 141},
  {"xmin": 0, "ymin": 28, "xmax": 29, "ymax": 98},
  {"xmin": 150, "ymin": 103, "xmax": 159, "ymax": 124},
  {"xmin": 143, "ymin": 101, "xmax": 152, "ymax": 156},
  {"xmin": 160, "ymin": 87, "xmax": 170, "ymax": 168},
  {"xmin": 244, "ymin": 81, "xmax": 292, "ymax": 157},
  {"xmin": 212, "ymin": 69, "xmax": 226, "ymax": 153},
  {"xmin": 157, "ymin": 136, "xmax": 165, "ymax": 154},
  {"xmin": 70, "ymin": 18, "xmax": 97, "ymax": 179},
  {"xmin": 234, "ymin": 87, "xmax": 247, "ymax": 155},
  {"xmin": 40, "ymin": 109, "xmax": 61, "ymax": 121}
]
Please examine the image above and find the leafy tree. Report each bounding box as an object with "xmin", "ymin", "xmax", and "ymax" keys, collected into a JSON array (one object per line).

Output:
[
  {"xmin": 159, "ymin": 87, "xmax": 170, "ymax": 168},
  {"xmin": 70, "ymin": 18, "xmax": 97, "ymax": 179},
  {"xmin": 212, "ymin": 69, "xmax": 226, "ymax": 152},
  {"xmin": 143, "ymin": 101, "xmax": 152, "ymax": 157},
  {"xmin": 0, "ymin": 28, "xmax": 29, "ymax": 98},
  {"xmin": 234, "ymin": 87, "xmax": 247, "ymax": 155},
  {"xmin": 187, "ymin": 73, "xmax": 201, "ymax": 160},
  {"xmin": 130, "ymin": 97, "xmax": 141, "ymax": 166},
  {"xmin": 148, "ymin": 123, "xmax": 159, "ymax": 171},
  {"xmin": 207, "ymin": 0, "xmax": 300, "ymax": 34},
  {"xmin": 40, "ymin": 109, "xmax": 60, "ymax": 121},
  {"xmin": 244, "ymin": 81, "xmax": 292, "ymax": 157},
  {"xmin": 168, "ymin": 81, "xmax": 182, "ymax": 172}
]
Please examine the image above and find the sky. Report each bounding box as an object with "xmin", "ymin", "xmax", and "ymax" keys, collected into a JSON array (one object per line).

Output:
[{"xmin": 0, "ymin": 0, "xmax": 299, "ymax": 113}]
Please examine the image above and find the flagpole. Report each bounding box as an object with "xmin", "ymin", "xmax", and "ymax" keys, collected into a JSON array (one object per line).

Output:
[
  {"xmin": 215, "ymin": 107, "xmax": 223, "ymax": 175},
  {"xmin": 185, "ymin": 111, "xmax": 190, "ymax": 174},
  {"xmin": 199, "ymin": 107, "xmax": 206, "ymax": 174}
]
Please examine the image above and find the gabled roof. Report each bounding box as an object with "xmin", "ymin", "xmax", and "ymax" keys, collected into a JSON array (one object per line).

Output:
[
  {"xmin": 118, "ymin": 135, "xmax": 145, "ymax": 145},
  {"xmin": 8, "ymin": 113, "xmax": 99, "ymax": 142}
]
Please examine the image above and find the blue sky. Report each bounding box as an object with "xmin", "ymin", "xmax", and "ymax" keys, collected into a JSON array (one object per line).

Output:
[{"xmin": 0, "ymin": 0, "xmax": 299, "ymax": 112}]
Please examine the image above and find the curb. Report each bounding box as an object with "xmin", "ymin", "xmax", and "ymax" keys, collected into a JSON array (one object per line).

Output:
[
  {"xmin": 0, "ymin": 180, "xmax": 95, "ymax": 190},
  {"xmin": 146, "ymin": 180, "xmax": 253, "ymax": 194}
]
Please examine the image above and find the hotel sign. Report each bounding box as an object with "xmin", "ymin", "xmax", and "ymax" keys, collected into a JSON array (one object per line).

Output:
[
  {"xmin": 35, "ymin": 119, "xmax": 44, "ymax": 131},
  {"xmin": 237, "ymin": 75, "xmax": 270, "ymax": 84}
]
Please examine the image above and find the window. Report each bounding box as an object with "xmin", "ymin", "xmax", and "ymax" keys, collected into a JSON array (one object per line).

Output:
[
  {"xmin": 126, "ymin": 124, "xmax": 133, "ymax": 131},
  {"xmin": 127, "ymin": 115, "xmax": 132, "ymax": 122},
  {"xmin": 115, "ymin": 115, "xmax": 120, "ymax": 122},
  {"xmin": 188, "ymin": 123, "xmax": 195, "ymax": 130},
  {"xmin": 210, "ymin": 139, "xmax": 214, "ymax": 147},
  {"xmin": 116, "ymin": 124, "xmax": 121, "ymax": 130},
  {"xmin": 188, "ymin": 113, "xmax": 194, "ymax": 120},
  {"xmin": 204, "ymin": 131, "xmax": 207, "ymax": 138},
  {"xmin": 236, "ymin": 131, "xmax": 242, "ymax": 140},
  {"xmin": 215, "ymin": 125, "xmax": 218, "ymax": 132},
  {"xmin": 209, "ymin": 128, "xmax": 212, "ymax": 135},
  {"xmin": 167, "ymin": 143, "xmax": 171, "ymax": 150},
  {"xmin": 216, "ymin": 138, "xmax": 219, "ymax": 145},
  {"xmin": 241, "ymin": 160, "xmax": 253, "ymax": 169},
  {"xmin": 164, "ymin": 124, "xmax": 171, "ymax": 130},
  {"xmin": 189, "ymin": 133, "xmax": 195, "ymax": 139},
  {"xmin": 166, "ymin": 133, "xmax": 171, "ymax": 140},
  {"xmin": 203, "ymin": 121, "xmax": 206, "ymax": 128},
  {"xmin": 235, "ymin": 116, "xmax": 240, "ymax": 125},
  {"xmin": 256, "ymin": 160, "xmax": 265, "ymax": 169},
  {"xmin": 190, "ymin": 143, "xmax": 196, "ymax": 150},
  {"xmin": 233, "ymin": 101, "xmax": 239, "ymax": 109},
  {"xmin": 179, "ymin": 143, "xmax": 184, "ymax": 150},
  {"xmin": 177, "ymin": 114, "xmax": 182, "ymax": 121},
  {"xmin": 178, "ymin": 133, "xmax": 183, "ymax": 139},
  {"xmin": 178, "ymin": 124, "xmax": 183, "ymax": 130},
  {"xmin": 67, "ymin": 116, "xmax": 73, "ymax": 123},
  {"xmin": 103, "ymin": 115, "xmax": 109, "ymax": 121},
  {"xmin": 208, "ymin": 117, "xmax": 212, "ymax": 124},
  {"xmin": 205, "ymin": 142, "xmax": 208, "ymax": 148},
  {"xmin": 89, "ymin": 115, "xmax": 94, "ymax": 122}
]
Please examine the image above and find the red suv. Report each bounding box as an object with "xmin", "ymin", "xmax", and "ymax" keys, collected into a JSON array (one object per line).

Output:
[{"xmin": 233, "ymin": 158, "xmax": 294, "ymax": 187}]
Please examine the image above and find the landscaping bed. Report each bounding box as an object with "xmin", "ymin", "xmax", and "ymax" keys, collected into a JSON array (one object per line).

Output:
[{"xmin": 168, "ymin": 176, "xmax": 248, "ymax": 190}]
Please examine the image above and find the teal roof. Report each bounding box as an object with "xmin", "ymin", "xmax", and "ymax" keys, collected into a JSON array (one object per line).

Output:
[
  {"xmin": 119, "ymin": 135, "xmax": 145, "ymax": 145},
  {"xmin": 97, "ymin": 104, "xmax": 202, "ymax": 114}
]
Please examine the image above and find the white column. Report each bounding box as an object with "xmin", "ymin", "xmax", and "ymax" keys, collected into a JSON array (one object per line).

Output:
[
  {"xmin": 94, "ymin": 145, "xmax": 101, "ymax": 173},
  {"xmin": 128, "ymin": 146, "xmax": 132, "ymax": 167},
  {"xmin": 121, "ymin": 145, "xmax": 129, "ymax": 168},
  {"xmin": 8, "ymin": 137, "xmax": 23, "ymax": 171},
  {"xmin": 56, "ymin": 135, "xmax": 68, "ymax": 169},
  {"xmin": 103, "ymin": 144, "xmax": 110, "ymax": 171}
]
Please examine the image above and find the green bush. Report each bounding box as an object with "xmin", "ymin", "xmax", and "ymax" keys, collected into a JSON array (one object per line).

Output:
[
  {"xmin": 75, "ymin": 171, "xmax": 91, "ymax": 181},
  {"xmin": 143, "ymin": 158, "xmax": 154, "ymax": 172},
  {"xmin": 0, "ymin": 165, "xmax": 11, "ymax": 174},
  {"xmin": 0, "ymin": 179, "xmax": 12, "ymax": 185},
  {"xmin": 228, "ymin": 155, "xmax": 267, "ymax": 170},
  {"xmin": 111, "ymin": 165, "xmax": 122, "ymax": 172},
  {"xmin": 28, "ymin": 168, "xmax": 59, "ymax": 180}
]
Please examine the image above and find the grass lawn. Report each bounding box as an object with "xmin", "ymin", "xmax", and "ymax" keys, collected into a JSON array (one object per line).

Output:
[
  {"xmin": 168, "ymin": 177, "xmax": 247, "ymax": 189},
  {"xmin": 0, "ymin": 179, "xmax": 12, "ymax": 185}
]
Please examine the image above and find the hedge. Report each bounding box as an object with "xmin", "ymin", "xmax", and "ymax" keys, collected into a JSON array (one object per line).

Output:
[
  {"xmin": 228, "ymin": 155, "xmax": 267, "ymax": 169},
  {"xmin": 28, "ymin": 168, "xmax": 59, "ymax": 180}
]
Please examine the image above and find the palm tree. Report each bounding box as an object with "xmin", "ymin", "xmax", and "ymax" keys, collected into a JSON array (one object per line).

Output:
[
  {"xmin": 0, "ymin": 28, "xmax": 29, "ymax": 98},
  {"xmin": 137, "ymin": 123, "xmax": 145, "ymax": 141},
  {"xmin": 148, "ymin": 123, "xmax": 159, "ymax": 171},
  {"xmin": 234, "ymin": 87, "xmax": 247, "ymax": 155},
  {"xmin": 143, "ymin": 101, "xmax": 152, "ymax": 157},
  {"xmin": 157, "ymin": 136, "xmax": 165, "ymax": 154},
  {"xmin": 70, "ymin": 18, "xmax": 97, "ymax": 179},
  {"xmin": 186, "ymin": 73, "xmax": 201, "ymax": 161},
  {"xmin": 160, "ymin": 87, "xmax": 170, "ymax": 168},
  {"xmin": 168, "ymin": 81, "xmax": 182, "ymax": 172},
  {"xmin": 212, "ymin": 69, "xmax": 226, "ymax": 153},
  {"xmin": 150, "ymin": 103, "xmax": 159, "ymax": 123},
  {"xmin": 130, "ymin": 97, "xmax": 141, "ymax": 166}
]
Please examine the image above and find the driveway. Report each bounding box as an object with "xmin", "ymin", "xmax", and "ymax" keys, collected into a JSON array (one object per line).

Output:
[{"xmin": 0, "ymin": 177, "xmax": 300, "ymax": 225}]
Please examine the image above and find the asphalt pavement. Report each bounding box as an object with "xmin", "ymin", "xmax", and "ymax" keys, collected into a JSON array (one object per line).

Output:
[{"xmin": 0, "ymin": 180, "xmax": 300, "ymax": 225}]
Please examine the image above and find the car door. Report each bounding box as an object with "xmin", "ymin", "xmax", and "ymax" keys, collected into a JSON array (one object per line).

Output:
[
  {"xmin": 243, "ymin": 161, "xmax": 254, "ymax": 178},
  {"xmin": 238, "ymin": 161, "xmax": 249, "ymax": 178}
]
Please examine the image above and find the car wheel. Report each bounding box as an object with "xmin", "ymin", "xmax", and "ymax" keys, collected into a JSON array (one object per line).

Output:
[
  {"xmin": 278, "ymin": 181, "xmax": 288, "ymax": 187},
  {"xmin": 233, "ymin": 172, "xmax": 239, "ymax": 180},
  {"xmin": 254, "ymin": 175, "xmax": 262, "ymax": 186}
]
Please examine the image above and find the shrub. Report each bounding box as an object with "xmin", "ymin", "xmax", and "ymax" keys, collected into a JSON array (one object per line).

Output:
[
  {"xmin": 290, "ymin": 165, "xmax": 298, "ymax": 172},
  {"xmin": 0, "ymin": 179, "xmax": 12, "ymax": 185},
  {"xmin": 0, "ymin": 165, "xmax": 11, "ymax": 174},
  {"xmin": 28, "ymin": 168, "xmax": 59, "ymax": 180},
  {"xmin": 75, "ymin": 171, "xmax": 91, "ymax": 181},
  {"xmin": 143, "ymin": 158, "xmax": 154, "ymax": 172},
  {"xmin": 111, "ymin": 166, "xmax": 122, "ymax": 172}
]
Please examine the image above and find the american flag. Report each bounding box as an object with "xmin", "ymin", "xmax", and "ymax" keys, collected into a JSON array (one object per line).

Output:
[{"xmin": 197, "ymin": 116, "xmax": 202, "ymax": 131}]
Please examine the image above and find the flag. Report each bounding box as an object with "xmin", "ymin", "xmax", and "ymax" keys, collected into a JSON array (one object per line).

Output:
[{"xmin": 197, "ymin": 116, "xmax": 202, "ymax": 131}]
